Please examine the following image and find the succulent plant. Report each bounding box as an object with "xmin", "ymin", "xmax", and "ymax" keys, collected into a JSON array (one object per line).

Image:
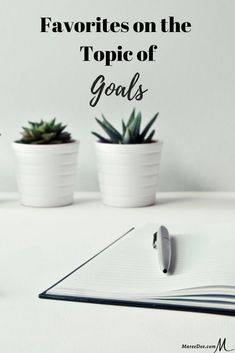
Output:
[
  {"xmin": 17, "ymin": 118, "xmax": 72, "ymax": 144},
  {"xmin": 92, "ymin": 109, "xmax": 159, "ymax": 144}
]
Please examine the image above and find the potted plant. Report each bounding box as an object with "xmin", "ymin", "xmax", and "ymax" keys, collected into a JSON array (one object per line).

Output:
[
  {"xmin": 92, "ymin": 109, "xmax": 162, "ymax": 207},
  {"xmin": 13, "ymin": 118, "xmax": 79, "ymax": 207}
]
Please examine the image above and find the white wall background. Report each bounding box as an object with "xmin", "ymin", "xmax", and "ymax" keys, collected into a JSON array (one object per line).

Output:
[{"xmin": 0, "ymin": 0, "xmax": 235, "ymax": 191}]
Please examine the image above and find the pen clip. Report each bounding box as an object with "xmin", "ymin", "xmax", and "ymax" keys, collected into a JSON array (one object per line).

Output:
[{"xmin": 153, "ymin": 232, "xmax": 158, "ymax": 249}]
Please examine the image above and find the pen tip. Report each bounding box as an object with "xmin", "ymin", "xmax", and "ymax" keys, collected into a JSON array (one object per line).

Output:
[{"xmin": 163, "ymin": 269, "xmax": 168, "ymax": 274}]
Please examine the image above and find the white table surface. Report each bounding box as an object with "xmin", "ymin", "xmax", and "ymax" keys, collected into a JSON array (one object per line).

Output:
[{"xmin": 1, "ymin": 192, "xmax": 235, "ymax": 353}]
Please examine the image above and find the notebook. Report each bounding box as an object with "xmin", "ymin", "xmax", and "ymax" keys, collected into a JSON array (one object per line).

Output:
[{"xmin": 39, "ymin": 223, "xmax": 235, "ymax": 316}]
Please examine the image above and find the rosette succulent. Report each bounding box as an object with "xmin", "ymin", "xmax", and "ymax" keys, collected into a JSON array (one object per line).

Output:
[{"xmin": 17, "ymin": 118, "xmax": 72, "ymax": 144}]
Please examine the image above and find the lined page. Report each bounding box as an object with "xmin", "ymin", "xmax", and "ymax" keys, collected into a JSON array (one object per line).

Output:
[{"xmin": 48, "ymin": 223, "xmax": 235, "ymax": 298}]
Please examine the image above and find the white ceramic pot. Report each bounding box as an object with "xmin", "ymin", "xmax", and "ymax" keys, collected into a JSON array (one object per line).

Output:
[
  {"xmin": 95, "ymin": 141, "xmax": 163, "ymax": 207},
  {"xmin": 12, "ymin": 141, "xmax": 79, "ymax": 207}
]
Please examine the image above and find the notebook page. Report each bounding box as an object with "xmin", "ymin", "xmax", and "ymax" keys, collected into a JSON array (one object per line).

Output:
[{"xmin": 48, "ymin": 223, "xmax": 235, "ymax": 298}]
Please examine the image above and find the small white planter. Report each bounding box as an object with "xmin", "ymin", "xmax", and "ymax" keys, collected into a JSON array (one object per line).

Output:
[
  {"xmin": 95, "ymin": 141, "xmax": 163, "ymax": 207},
  {"xmin": 12, "ymin": 141, "xmax": 79, "ymax": 207}
]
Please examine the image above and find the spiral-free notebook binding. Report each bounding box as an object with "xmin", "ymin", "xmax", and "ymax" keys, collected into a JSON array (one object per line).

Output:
[{"xmin": 39, "ymin": 223, "xmax": 235, "ymax": 316}]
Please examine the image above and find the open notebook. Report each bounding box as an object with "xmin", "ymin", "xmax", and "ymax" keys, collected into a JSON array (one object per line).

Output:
[{"xmin": 39, "ymin": 223, "xmax": 235, "ymax": 316}]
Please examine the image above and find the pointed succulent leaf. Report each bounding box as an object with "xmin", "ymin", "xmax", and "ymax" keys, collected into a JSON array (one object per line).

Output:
[
  {"xmin": 54, "ymin": 123, "xmax": 66, "ymax": 134},
  {"xmin": 126, "ymin": 108, "xmax": 136, "ymax": 128},
  {"xmin": 122, "ymin": 120, "xmax": 126, "ymax": 135},
  {"xmin": 101, "ymin": 115, "xmax": 122, "ymax": 140},
  {"xmin": 144, "ymin": 129, "xmax": 155, "ymax": 143},
  {"xmin": 91, "ymin": 132, "xmax": 112, "ymax": 143},
  {"xmin": 22, "ymin": 127, "xmax": 30, "ymax": 133},
  {"xmin": 129, "ymin": 111, "xmax": 141, "ymax": 139},
  {"xmin": 122, "ymin": 128, "xmax": 133, "ymax": 144},
  {"xmin": 50, "ymin": 118, "xmax": 56, "ymax": 126},
  {"xmin": 139, "ymin": 113, "xmax": 159, "ymax": 140},
  {"xmin": 28, "ymin": 121, "xmax": 36, "ymax": 128},
  {"xmin": 95, "ymin": 118, "xmax": 121, "ymax": 143},
  {"xmin": 42, "ymin": 132, "xmax": 56, "ymax": 142},
  {"xmin": 60, "ymin": 125, "xmax": 67, "ymax": 133},
  {"xmin": 58, "ymin": 132, "xmax": 71, "ymax": 141}
]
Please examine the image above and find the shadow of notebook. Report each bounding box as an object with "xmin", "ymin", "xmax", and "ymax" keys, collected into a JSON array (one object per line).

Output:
[{"xmin": 39, "ymin": 223, "xmax": 235, "ymax": 316}]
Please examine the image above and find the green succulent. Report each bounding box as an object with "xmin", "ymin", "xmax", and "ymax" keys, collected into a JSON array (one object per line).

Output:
[
  {"xmin": 17, "ymin": 118, "xmax": 72, "ymax": 144},
  {"xmin": 92, "ymin": 109, "xmax": 159, "ymax": 144}
]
